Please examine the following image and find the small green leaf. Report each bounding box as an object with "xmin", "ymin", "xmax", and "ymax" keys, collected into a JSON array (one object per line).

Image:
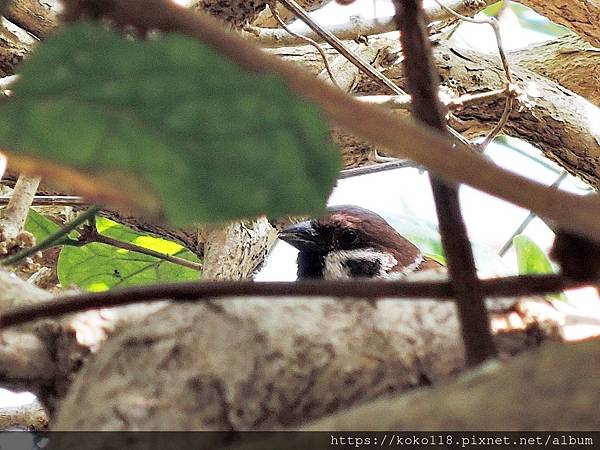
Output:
[
  {"xmin": 514, "ymin": 234, "xmax": 555, "ymax": 275},
  {"xmin": 58, "ymin": 217, "xmax": 201, "ymax": 291},
  {"xmin": 0, "ymin": 23, "xmax": 341, "ymax": 225},
  {"xmin": 24, "ymin": 209, "xmax": 60, "ymax": 242},
  {"xmin": 513, "ymin": 234, "xmax": 566, "ymax": 301}
]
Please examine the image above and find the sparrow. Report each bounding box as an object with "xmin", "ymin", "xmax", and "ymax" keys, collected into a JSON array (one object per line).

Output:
[{"xmin": 279, "ymin": 205, "xmax": 442, "ymax": 279}]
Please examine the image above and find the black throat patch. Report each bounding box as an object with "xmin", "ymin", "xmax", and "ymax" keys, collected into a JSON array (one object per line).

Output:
[
  {"xmin": 342, "ymin": 258, "xmax": 382, "ymax": 278},
  {"xmin": 296, "ymin": 251, "xmax": 326, "ymax": 279}
]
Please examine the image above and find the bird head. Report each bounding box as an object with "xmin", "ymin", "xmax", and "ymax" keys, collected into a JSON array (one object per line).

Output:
[{"xmin": 279, "ymin": 205, "xmax": 431, "ymax": 279}]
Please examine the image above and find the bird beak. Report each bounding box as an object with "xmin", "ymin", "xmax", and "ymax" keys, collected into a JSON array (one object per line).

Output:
[{"xmin": 279, "ymin": 221, "xmax": 323, "ymax": 251}]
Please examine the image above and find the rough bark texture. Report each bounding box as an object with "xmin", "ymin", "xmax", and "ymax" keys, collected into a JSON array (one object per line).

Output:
[
  {"xmin": 0, "ymin": 17, "xmax": 36, "ymax": 76},
  {"xmin": 0, "ymin": 269, "xmax": 167, "ymax": 415},
  {"xmin": 5, "ymin": 0, "xmax": 60, "ymax": 38},
  {"xmin": 511, "ymin": 34, "xmax": 600, "ymax": 107},
  {"xmin": 303, "ymin": 339, "xmax": 600, "ymax": 431},
  {"xmin": 520, "ymin": 0, "xmax": 600, "ymax": 47},
  {"xmin": 251, "ymin": 0, "xmax": 333, "ymax": 28},
  {"xmin": 0, "ymin": 0, "xmax": 597, "ymax": 435},
  {"xmin": 0, "ymin": 401, "xmax": 48, "ymax": 430},
  {"xmin": 200, "ymin": 218, "xmax": 276, "ymax": 280},
  {"xmin": 276, "ymin": 36, "xmax": 600, "ymax": 184},
  {"xmin": 248, "ymin": 0, "xmax": 496, "ymax": 47},
  {"xmin": 192, "ymin": 0, "xmax": 269, "ymax": 28},
  {"xmin": 421, "ymin": 41, "xmax": 600, "ymax": 189},
  {"xmin": 52, "ymin": 270, "xmax": 561, "ymax": 431}
]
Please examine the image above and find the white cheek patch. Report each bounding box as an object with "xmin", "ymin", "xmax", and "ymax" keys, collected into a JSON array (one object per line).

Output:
[
  {"xmin": 399, "ymin": 253, "xmax": 423, "ymax": 276},
  {"xmin": 323, "ymin": 248, "xmax": 399, "ymax": 280}
]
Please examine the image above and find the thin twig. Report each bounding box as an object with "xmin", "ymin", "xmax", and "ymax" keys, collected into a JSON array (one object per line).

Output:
[
  {"xmin": 339, "ymin": 159, "xmax": 419, "ymax": 178},
  {"xmin": 498, "ymin": 171, "xmax": 568, "ymax": 257},
  {"xmin": 0, "ymin": 274, "xmax": 588, "ymax": 329},
  {"xmin": 0, "ymin": 195, "xmax": 87, "ymax": 206},
  {"xmin": 0, "ymin": 205, "xmax": 101, "ymax": 266},
  {"xmin": 395, "ymin": 0, "xmax": 497, "ymax": 365},
  {"xmin": 77, "ymin": 225, "xmax": 203, "ymax": 271},
  {"xmin": 479, "ymin": 91, "xmax": 512, "ymax": 149},
  {"xmin": 277, "ymin": 0, "xmax": 406, "ymax": 96},
  {"xmin": 431, "ymin": 0, "xmax": 515, "ymax": 149},
  {"xmin": 445, "ymin": 87, "xmax": 507, "ymax": 109},
  {"xmin": 269, "ymin": 5, "xmax": 340, "ymax": 89}
]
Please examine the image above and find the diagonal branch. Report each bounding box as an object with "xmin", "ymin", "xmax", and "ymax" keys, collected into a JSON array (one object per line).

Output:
[
  {"xmin": 47, "ymin": 0, "xmax": 600, "ymax": 246},
  {"xmin": 247, "ymin": 0, "xmax": 496, "ymax": 47},
  {"xmin": 277, "ymin": 0, "xmax": 405, "ymax": 95}
]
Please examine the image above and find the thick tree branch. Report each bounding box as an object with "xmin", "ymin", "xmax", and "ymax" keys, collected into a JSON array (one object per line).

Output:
[
  {"xmin": 510, "ymin": 34, "xmax": 600, "ymax": 107},
  {"xmin": 0, "ymin": 268, "xmax": 169, "ymax": 413},
  {"xmin": 303, "ymin": 339, "xmax": 600, "ymax": 431},
  {"xmin": 247, "ymin": 0, "xmax": 495, "ymax": 47},
  {"xmin": 200, "ymin": 218, "xmax": 275, "ymax": 280},
  {"xmin": 519, "ymin": 0, "xmax": 600, "ymax": 47},
  {"xmin": 0, "ymin": 17, "xmax": 35, "ymax": 76},
  {"xmin": 5, "ymin": 0, "xmax": 59, "ymax": 39},
  {"xmin": 282, "ymin": 36, "xmax": 600, "ymax": 181},
  {"xmin": 52, "ymin": 280, "xmax": 562, "ymax": 431}
]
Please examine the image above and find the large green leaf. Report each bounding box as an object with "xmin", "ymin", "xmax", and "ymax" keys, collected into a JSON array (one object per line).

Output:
[
  {"xmin": 58, "ymin": 217, "xmax": 201, "ymax": 291},
  {"xmin": 0, "ymin": 23, "xmax": 340, "ymax": 225}
]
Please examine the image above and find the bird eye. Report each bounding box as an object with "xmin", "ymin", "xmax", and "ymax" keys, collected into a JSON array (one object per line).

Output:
[{"xmin": 338, "ymin": 229, "xmax": 359, "ymax": 247}]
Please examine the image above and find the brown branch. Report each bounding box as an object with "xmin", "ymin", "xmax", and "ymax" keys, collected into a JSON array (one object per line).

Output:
[
  {"xmin": 0, "ymin": 195, "xmax": 87, "ymax": 206},
  {"xmin": 394, "ymin": 0, "xmax": 496, "ymax": 365},
  {"xmin": 0, "ymin": 274, "xmax": 587, "ymax": 329},
  {"xmin": 358, "ymin": 88, "xmax": 507, "ymax": 111},
  {"xmin": 50, "ymin": 0, "xmax": 600, "ymax": 246},
  {"xmin": 510, "ymin": 34, "xmax": 600, "ymax": 108},
  {"xmin": 339, "ymin": 159, "xmax": 418, "ymax": 178}
]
